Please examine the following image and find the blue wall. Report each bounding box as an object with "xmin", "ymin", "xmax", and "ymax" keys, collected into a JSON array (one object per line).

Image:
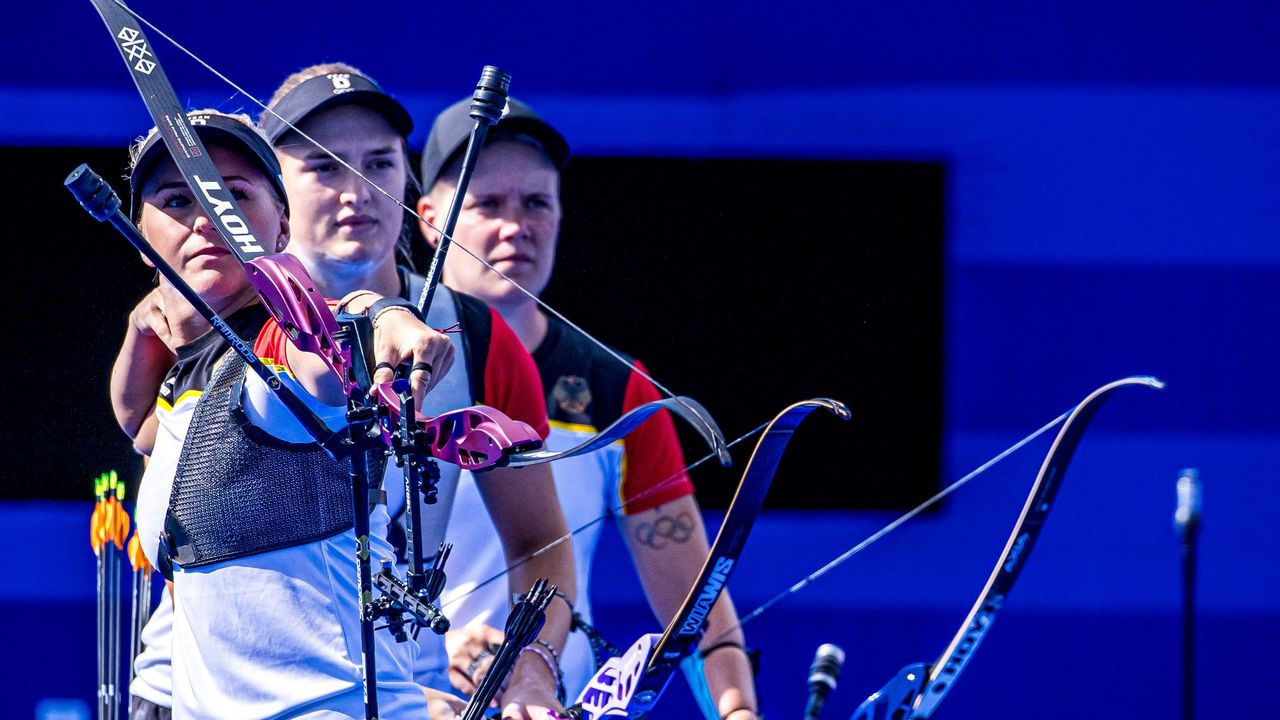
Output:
[{"xmin": 5, "ymin": 1, "xmax": 1276, "ymax": 717}]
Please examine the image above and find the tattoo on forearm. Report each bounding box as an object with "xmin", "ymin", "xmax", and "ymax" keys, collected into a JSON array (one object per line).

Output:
[{"xmin": 634, "ymin": 511, "xmax": 694, "ymax": 549}]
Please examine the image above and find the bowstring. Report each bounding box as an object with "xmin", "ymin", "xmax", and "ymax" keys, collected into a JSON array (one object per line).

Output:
[
  {"xmin": 114, "ymin": 0, "xmax": 690, "ymax": 403},
  {"xmin": 700, "ymin": 407, "xmax": 1074, "ymax": 648}
]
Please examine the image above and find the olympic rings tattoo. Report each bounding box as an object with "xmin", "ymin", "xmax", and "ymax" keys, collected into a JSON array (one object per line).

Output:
[{"xmin": 633, "ymin": 511, "xmax": 695, "ymax": 549}]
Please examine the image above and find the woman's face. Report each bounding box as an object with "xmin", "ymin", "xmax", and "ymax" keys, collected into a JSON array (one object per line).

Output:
[
  {"xmin": 418, "ymin": 142, "xmax": 562, "ymax": 309},
  {"xmin": 137, "ymin": 144, "xmax": 288, "ymax": 310},
  {"xmin": 274, "ymin": 105, "xmax": 408, "ymax": 279}
]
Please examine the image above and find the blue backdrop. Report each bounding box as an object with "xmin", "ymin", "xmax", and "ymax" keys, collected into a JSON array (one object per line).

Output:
[{"xmin": 5, "ymin": 1, "xmax": 1276, "ymax": 718}]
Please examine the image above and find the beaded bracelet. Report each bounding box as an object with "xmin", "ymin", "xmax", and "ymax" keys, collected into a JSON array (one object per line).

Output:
[
  {"xmin": 519, "ymin": 643, "xmax": 566, "ymax": 704},
  {"xmin": 371, "ymin": 304, "xmax": 419, "ymax": 329},
  {"xmin": 365, "ymin": 297, "xmax": 423, "ymax": 330},
  {"xmin": 531, "ymin": 637, "xmax": 562, "ymax": 666}
]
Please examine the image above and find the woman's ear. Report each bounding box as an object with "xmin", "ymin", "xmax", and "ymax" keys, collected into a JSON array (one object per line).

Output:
[
  {"xmin": 416, "ymin": 194, "xmax": 440, "ymax": 249},
  {"xmin": 275, "ymin": 212, "xmax": 290, "ymax": 253}
]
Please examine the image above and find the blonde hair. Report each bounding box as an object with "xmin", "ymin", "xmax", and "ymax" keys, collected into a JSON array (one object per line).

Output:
[{"xmin": 266, "ymin": 62, "xmax": 371, "ymax": 112}]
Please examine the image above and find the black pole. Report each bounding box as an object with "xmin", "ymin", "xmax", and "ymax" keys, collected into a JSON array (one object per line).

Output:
[
  {"xmin": 349, "ymin": 440, "xmax": 380, "ymax": 719},
  {"xmin": 1181, "ymin": 535, "xmax": 1195, "ymax": 720},
  {"xmin": 416, "ymin": 66, "xmax": 511, "ymax": 315},
  {"xmin": 1174, "ymin": 468, "xmax": 1201, "ymax": 720}
]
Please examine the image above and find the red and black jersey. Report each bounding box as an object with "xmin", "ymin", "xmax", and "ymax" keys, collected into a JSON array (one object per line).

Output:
[{"xmin": 533, "ymin": 314, "xmax": 692, "ymax": 513}]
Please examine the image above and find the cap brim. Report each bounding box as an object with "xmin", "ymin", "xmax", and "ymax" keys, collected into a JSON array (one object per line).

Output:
[{"xmin": 264, "ymin": 89, "xmax": 413, "ymax": 144}]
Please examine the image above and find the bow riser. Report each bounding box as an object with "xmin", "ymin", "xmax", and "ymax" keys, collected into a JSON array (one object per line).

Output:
[{"xmin": 244, "ymin": 254, "xmax": 352, "ymax": 388}]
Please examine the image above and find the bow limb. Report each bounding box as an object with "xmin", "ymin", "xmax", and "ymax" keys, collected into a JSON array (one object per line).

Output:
[
  {"xmin": 852, "ymin": 375, "xmax": 1165, "ymax": 720},
  {"xmin": 561, "ymin": 398, "xmax": 851, "ymax": 719},
  {"xmin": 504, "ymin": 396, "xmax": 732, "ymax": 469}
]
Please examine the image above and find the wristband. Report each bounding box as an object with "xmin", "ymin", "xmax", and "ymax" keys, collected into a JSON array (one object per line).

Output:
[
  {"xmin": 699, "ymin": 640, "xmax": 745, "ymax": 660},
  {"xmin": 367, "ymin": 297, "xmax": 423, "ymax": 328},
  {"xmin": 551, "ymin": 588, "xmax": 575, "ymax": 614}
]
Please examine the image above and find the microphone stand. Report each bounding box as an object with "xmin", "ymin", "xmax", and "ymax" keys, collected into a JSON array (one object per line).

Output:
[{"xmin": 1174, "ymin": 469, "xmax": 1201, "ymax": 720}]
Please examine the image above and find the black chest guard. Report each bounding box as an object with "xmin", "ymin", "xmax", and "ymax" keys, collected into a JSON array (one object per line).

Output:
[{"xmin": 163, "ymin": 351, "xmax": 356, "ymax": 570}]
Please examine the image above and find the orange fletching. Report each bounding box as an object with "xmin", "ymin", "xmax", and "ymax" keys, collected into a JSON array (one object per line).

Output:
[
  {"xmin": 111, "ymin": 497, "xmax": 131, "ymax": 549},
  {"xmin": 127, "ymin": 530, "xmax": 153, "ymax": 573},
  {"xmin": 89, "ymin": 502, "xmax": 104, "ymax": 555}
]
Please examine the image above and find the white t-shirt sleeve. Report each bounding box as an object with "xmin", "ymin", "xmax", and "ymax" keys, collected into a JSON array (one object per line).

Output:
[{"xmin": 240, "ymin": 368, "xmax": 348, "ymax": 443}]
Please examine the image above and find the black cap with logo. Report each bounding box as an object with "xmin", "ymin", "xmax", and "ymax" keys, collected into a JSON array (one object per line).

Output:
[
  {"xmin": 420, "ymin": 96, "xmax": 570, "ymax": 190},
  {"xmin": 129, "ymin": 112, "xmax": 288, "ymax": 217},
  {"xmin": 261, "ymin": 70, "xmax": 414, "ymax": 145}
]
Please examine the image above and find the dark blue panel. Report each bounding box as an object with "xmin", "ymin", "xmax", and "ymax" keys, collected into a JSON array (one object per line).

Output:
[
  {"xmin": 18, "ymin": 0, "xmax": 1280, "ymax": 101},
  {"xmin": 949, "ymin": 263, "xmax": 1280, "ymax": 433}
]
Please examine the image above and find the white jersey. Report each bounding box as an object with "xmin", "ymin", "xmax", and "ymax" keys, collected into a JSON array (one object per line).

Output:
[{"xmin": 131, "ymin": 306, "xmax": 427, "ymax": 719}]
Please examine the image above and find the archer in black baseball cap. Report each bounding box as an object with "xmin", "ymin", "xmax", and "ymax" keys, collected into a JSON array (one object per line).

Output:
[
  {"xmin": 261, "ymin": 67, "xmax": 413, "ymax": 145},
  {"xmin": 129, "ymin": 110, "xmax": 288, "ymax": 219},
  {"xmin": 419, "ymin": 96, "xmax": 570, "ymax": 190}
]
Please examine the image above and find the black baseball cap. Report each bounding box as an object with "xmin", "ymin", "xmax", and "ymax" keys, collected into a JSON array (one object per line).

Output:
[
  {"xmin": 261, "ymin": 70, "xmax": 413, "ymax": 145},
  {"xmin": 129, "ymin": 112, "xmax": 288, "ymax": 217},
  {"xmin": 420, "ymin": 96, "xmax": 570, "ymax": 189}
]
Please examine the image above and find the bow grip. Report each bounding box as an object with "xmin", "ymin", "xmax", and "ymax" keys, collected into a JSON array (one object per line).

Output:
[
  {"xmin": 245, "ymin": 253, "xmax": 351, "ymax": 390},
  {"xmin": 557, "ymin": 633, "xmax": 662, "ymax": 720}
]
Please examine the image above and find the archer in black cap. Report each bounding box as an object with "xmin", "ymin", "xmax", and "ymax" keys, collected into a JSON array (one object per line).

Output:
[
  {"xmin": 262, "ymin": 63, "xmax": 424, "ymax": 295},
  {"xmin": 130, "ymin": 110, "xmax": 288, "ymax": 219},
  {"xmin": 413, "ymin": 95, "xmax": 762, "ymax": 715},
  {"xmin": 419, "ymin": 96, "xmax": 569, "ymax": 191}
]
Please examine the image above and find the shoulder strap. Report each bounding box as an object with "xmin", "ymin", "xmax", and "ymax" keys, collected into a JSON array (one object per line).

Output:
[{"xmin": 452, "ymin": 291, "xmax": 492, "ymax": 404}]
